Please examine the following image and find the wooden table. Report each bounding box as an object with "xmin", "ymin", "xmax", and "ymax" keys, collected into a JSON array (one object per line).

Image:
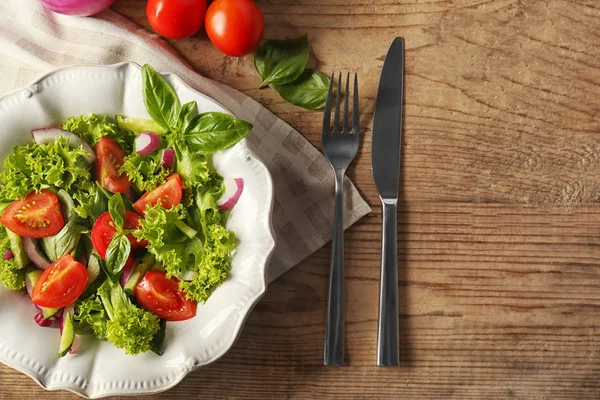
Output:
[{"xmin": 3, "ymin": 0, "xmax": 600, "ymax": 398}]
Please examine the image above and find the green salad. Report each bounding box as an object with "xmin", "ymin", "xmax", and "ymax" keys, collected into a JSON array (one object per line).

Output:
[{"xmin": 0, "ymin": 65, "xmax": 252, "ymax": 356}]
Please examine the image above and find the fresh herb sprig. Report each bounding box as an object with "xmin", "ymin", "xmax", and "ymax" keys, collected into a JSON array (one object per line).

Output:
[{"xmin": 253, "ymin": 35, "xmax": 331, "ymax": 110}]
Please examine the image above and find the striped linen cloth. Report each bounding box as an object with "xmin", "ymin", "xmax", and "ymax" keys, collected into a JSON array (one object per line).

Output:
[{"xmin": 0, "ymin": 0, "xmax": 371, "ymax": 282}]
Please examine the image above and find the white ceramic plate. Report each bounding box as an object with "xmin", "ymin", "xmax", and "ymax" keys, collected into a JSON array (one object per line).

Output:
[{"xmin": 0, "ymin": 63, "xmax": 275, "ymax": 398}]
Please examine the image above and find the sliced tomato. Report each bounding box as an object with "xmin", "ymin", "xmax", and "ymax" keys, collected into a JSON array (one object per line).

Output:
[
  {"xmin": 135, "ymin": 270, "xmax": 196, "ymax": 321},
  {"xmin": 133, "ymin": 173, "xmax": 183, "ymax": 214},
  {"xmin": 95, "ymin": 137, "xmax": 131, "ymax": 194},
  {"xmin": 91, "ymin": 211, "xmax": 147, "ymax": 259},
  {"xmin": 31, "ymin": 254, "xmax": 88, "ymax": 308},
  {"xmin": 0, "ymin": 190, "xmax": 64, "ymax": 238}
]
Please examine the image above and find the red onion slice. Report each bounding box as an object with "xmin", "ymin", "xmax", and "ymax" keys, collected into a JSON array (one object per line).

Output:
[
  {"xmin": 22, "ymin": 238, "xmax": 51, "ymax": 270},
  {"xmin": 34, "ymin": 312, "xmax": 55, "ymax": 327},
  {"xmin": 3, "ymin": 249, "xmax": 13, "ymax": 260},
  {"xmin": 217, "ymin": 177, "xmax": 244, "ymax": 211},
  {"xmin": 135, "ymin": 131, "xmax": 161, "ymax": 155},
  {"xmin": 161, "ymin": 149, "xmax": 175, "ymax": 170},
  {"xmin": 32, "ymin": 128, "xmax": 96, "ymax": 163}
]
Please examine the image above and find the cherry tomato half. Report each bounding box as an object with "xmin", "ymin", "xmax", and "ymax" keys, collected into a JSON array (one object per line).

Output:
[
  {"xmin": 205, "ymin": 0, "xmax": 264, "ymax": 57},
  {"xmin": 133, "ymin": 174, "xmax": 183, "ymax": 214},
  {"xmin": 146, "ymin": 0, "xmax": 207, "ymax": 39},
  {"xmin": 95, "ymin": 137, "xmax": 131, "ymax": 194},
  {"xmin": 135, "ymin": 270, "xmax": 196, "ymax": 321},
  {"xmin": 91, "ymin": 211, "xmax": 147, "ymax": 259},
  {"xmin": 31, "ymin": 254, "xmax": 88, "ymax": 308},
  {"xmin": 0, "ymin": 190, "xmax": 64, "ymax": 238}
]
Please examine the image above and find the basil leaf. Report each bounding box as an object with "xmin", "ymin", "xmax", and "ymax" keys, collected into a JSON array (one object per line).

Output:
[
  {"xmin": 91, "ymin": 187, "xmax": 109, "ymax": 219},
  {"xmin": 41, "ymin": 222, "xmax": 87, "ymax": 261},
  {"xmin": 254, "ymin": 35, "xmax": 309, "ymax": 87},
  {"xmin": 92, "ymin": 252, "xmax": 117, "ymax": 284},
  {"xmin": 183, "ymin": 112, "xmax": 253, "ymax": 154},
  {"xmin": 272, "ymin": 69, "xmax": 330, "ymax": 110},
  {"xmin": 141, "ymin": 64, "xmax": 181, "ymax": 131},
  {"xmin": 178, "ymin": 101, "xmax": 197, "ymax": 132},
  {"xmin": 108, "ymin": 193, "xmax": 126, "ymax": 232},
  {"xmin": 105, "ymin": 234, "xmax": 131, "ymax": 275}
]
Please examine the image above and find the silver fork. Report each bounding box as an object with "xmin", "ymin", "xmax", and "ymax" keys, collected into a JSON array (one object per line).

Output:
[{"xmin": 322, "ymin": 72, "xmax": 360, "ymax": 366}]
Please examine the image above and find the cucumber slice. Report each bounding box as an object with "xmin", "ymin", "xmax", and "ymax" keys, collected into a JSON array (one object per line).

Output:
[
  {"xmin": 25, "ymin": 269, "xmax": 61, "ymax": 319},
  {"xmin": 123, "ymin": 253, "xmax": 155, "ymax": 292},
  {"xmin": 116, "ymin": 115, "xmax": 167, "ymax": 135},
  {"xmin": 6, "ymin": 228, "xmax": 29, "ymax": 268},
  {"xmin": 58, "ymin": 309, "xmax": 75, "ymax": 358}
]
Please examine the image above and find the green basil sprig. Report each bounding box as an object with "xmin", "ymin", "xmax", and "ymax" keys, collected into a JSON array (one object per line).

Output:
[
  {"xmin": 184, "ymin": 112, "xmax": 253, "ymax": 154},
  {"xmin": 142, "ymin": 64, "xmax": 181, "ymax": 131},
  {"xmin": 177, "ymin": 101, "xmax": 197, "ymax": 132},
  {"xmin": 254, "ymin": 35, "xmax": 309, "ymax": 88},
  {"xmin": 272, "ymin": 69, "xmax": 330, "ymax": 110},
  {"xmin": 108, "ymin": 193, "xmax": 126, "ymax": 232},
  {"xmin": 254, "ymin": 35, "xmax": 331, "ymax": 110},
  {"xmin": 105, "ymin": 234, "xmax": 131, "ymax": 276}
]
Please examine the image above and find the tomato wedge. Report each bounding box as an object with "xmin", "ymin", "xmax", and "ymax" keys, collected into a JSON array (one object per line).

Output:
[
  {"xmin": 31, "ymin": 254, "xmax": 88, "ymax": 308},
  {"xmin": 95, "ymin": 137, "xmax": 131, "ymax": 194},
  {"xmin": 91, "ymin": 211, "xmax": 147, "ymax": 259},
  {"xmin": 0, "ymin": 190, "xmax": 64, "ymax": 238},
  {"xmin": 134, "ymin": 270, "xmax": 196, "ymax": 321},
  {"xmin": 133, "ymin": 173, "xmax": 183, "ymax": 214}
]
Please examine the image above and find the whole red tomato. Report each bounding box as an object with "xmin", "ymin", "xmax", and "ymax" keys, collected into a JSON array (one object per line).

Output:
[
  {"xmin": 205, "ymin": 0, "xmax": 265, "ymax": 56},
  {"xmin": 146, "ymin": 0, "xmax": 207, "ymax": 39}
]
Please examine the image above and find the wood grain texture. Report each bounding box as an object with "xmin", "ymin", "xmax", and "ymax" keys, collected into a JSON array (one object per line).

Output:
[{"xmin": 2, "ymin": 0, "xmax": 600, "ymax": 399}]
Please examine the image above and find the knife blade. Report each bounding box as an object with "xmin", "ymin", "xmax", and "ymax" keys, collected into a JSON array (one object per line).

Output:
[
  {"xmin": 372, "ymin": 37, "xmax": 404, "ymax": 200},
  {"xmin": 371, "ymin": 36, "xmax": 404, "ymax": 367}
]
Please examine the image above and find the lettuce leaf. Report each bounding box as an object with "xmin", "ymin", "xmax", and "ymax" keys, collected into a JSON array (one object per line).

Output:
[
  {"xmin": 119, "ymin": 152, "xmax": 170, "ymax": 193},
  {"xmin": 0, "ymin": 138, "xmax": 96, "ymax": 218},
  {"xmin": 61, "ymin": 114, "xmax": 136, "ymax": 153},
  {"xmin": 133, "ymin": 186, "xmax": 236, "ymax": 303}
]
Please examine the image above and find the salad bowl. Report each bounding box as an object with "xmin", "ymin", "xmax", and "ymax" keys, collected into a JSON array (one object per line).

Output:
[{"xmin": 0, "ymin": 62, "xmax": 275, "ymax": 397}]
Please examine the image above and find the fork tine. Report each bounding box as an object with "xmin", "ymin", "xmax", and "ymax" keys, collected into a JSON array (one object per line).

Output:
[
  {"xmin": 333, "ymin": 72, "xmax": 342, "ymax": 133},
  {"xmin": 322, "ymin": 72, "xmax": 335, "ymax": 134},
  {"xmin": 343, "ymin": 72, "xmax": 350, "ymax": 132},
  {"xmin": 352, "ymin": 73, "xmax": 359, "ymax": 134}
]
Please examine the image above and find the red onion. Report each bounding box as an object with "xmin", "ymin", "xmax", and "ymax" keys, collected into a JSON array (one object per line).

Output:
[
  {"xmin": 161, "ymin": 149, "xmax": 175, "ymax": 170},
  {"xmin": 3, "ymin": 249, "xmax": 13, "ymax": 260},
  {"xmin": 39, "ymin": 0, "xmax": 115, "ymax": 16},
  {"xmin": 135, "ymin": 131, "xmax": 161, "ymax": 155},
  {"xmin": 32, "ymin": 128, "xmax": 96, "ymax": 163},
  {"xmin": 217, "ymin": 177, "xmax": 244, "ymax": 211},
  {"xmin": 34, "ymin": 312, "xmax": 55, "ymax": 327},
  {"xmin": 22, "ymin": 238, "xmax": 51, "ymax": 270},
  {"xmin": 69, "ymin": 335, "xmax": 81, "ymax": 354},
  {"xmin": 120, "ymin": 260, "xmax": 135, "ymax": 288}
]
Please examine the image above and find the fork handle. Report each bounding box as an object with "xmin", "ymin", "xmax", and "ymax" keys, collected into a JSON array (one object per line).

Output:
[
  {"xmin": 377, "ymin": 199, "xmax": 399, "ymax": 366},
  {"xmin": 324, "ymin": 169, "xmax": 345, "ymax": 366}
]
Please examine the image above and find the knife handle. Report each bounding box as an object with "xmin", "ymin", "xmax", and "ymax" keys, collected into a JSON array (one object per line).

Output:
[
  {"xmin": 324, "ymin": 169, "xmax": 345, "ymax": 366},
  {"xmin": 377, "ymin": 199, "xmax": 399, "ymax": 366}
]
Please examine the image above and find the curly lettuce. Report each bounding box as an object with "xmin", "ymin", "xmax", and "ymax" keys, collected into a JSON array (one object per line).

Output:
[
  {"xmin": 119, "ymin": 152, "xmax": 170, "ymax": 193},
  {"xmin": 0, "ymin": 138, "xmax": 96, "ymax": 218},
  {"xmin": 134, "ymin": 185, "xmax": 236, "ymax": 303},
  {"xmin": 97, "ymin": 281, "xmax": 160, "ymax": 355},
  {"xmin": 74, "ymin": 295, "xmax": 107, "ymax": 339},
  {"xmin": 61, "ymin": 114, "xmax": 136, "ymax": 153}
]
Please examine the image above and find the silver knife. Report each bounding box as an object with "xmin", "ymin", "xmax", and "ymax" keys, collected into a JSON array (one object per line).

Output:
[{"xmin": 371, "ymin": 37, "xmax": 404, "ymax": 367}]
